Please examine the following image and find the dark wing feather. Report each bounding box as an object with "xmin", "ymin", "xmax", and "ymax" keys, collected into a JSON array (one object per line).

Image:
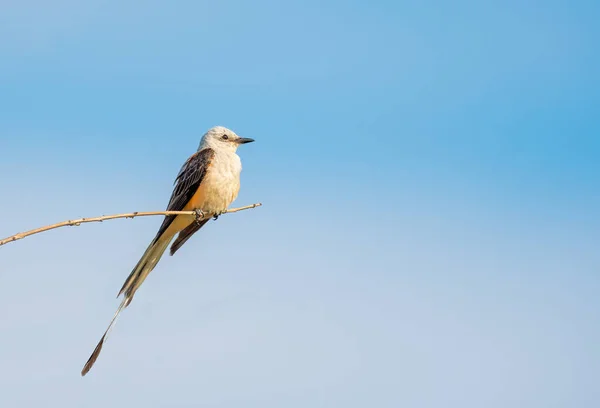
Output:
[
  {"xmin": 150, "ymin": 148, "xmax": 215, "ymax": 244},
  {"xmin": 169, "ymin": 218, "xmax": 209, "ymax": 256}
]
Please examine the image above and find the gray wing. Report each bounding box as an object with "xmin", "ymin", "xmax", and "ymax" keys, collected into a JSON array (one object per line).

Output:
[{"xmin": 150, "ymin": 147, "xmax": 215, "ymax": 245}]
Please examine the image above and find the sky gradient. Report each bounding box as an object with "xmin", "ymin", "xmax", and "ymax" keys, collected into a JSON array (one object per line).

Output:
[{"xmin": 0, "ymin": 1, "xmax": 599, "ymax": 407}]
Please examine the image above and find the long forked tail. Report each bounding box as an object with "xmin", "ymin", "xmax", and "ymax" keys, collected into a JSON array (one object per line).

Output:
[{"xmin": 81, "ymin": 235, "xmax": 172, "ymax": 376}]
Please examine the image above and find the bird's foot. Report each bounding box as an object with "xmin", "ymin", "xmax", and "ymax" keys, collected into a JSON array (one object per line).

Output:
[
  {"xmin": 213, "ymin": 211, "xmax": 223, "ymax": 221},
  {"xmin": 194, "ymin": 209, "xmax": 206, "ymax": 224}
]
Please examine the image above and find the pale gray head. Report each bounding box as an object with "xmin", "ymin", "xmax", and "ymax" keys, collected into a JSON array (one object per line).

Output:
[{"xmin": 198, "ymin": 126, "xmax": 255, "ymax": 151}]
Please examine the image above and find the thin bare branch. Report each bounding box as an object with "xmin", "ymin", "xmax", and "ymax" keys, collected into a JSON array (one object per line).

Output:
[{"xmin": 0, "ymin": 203, "xmax": 262, "ymax": 247}]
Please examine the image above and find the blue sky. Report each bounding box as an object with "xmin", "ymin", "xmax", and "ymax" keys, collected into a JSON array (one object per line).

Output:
[{"xmin": 0, "ymin": 0, "xmax": 598, "ymax": 407}]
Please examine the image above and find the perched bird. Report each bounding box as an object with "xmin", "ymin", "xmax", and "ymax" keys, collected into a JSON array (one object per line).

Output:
[{"xmin": 81, "ymin": 126, "xmax": 255, "ymax": 376}]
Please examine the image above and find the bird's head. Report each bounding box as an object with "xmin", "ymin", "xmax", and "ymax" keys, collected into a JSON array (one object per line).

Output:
[{"xmin": 198, "ymin": 126, "xmax": 255, "ymax": 152}]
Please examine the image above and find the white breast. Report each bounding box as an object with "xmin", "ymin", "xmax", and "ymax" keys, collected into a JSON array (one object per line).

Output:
[{"xmin": 201, "ymin": 151, "xmax": 242, "ymax": 214}]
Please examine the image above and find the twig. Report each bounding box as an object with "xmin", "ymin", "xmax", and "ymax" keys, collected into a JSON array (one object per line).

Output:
[{"xmin": 0, "ymin": 203, "xmax": 262, "ymax": 247}]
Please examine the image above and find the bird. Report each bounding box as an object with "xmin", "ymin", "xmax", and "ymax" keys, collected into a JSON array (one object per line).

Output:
[{"xmin": 81, "ymin": 126, "xmax": 255, "ymax": 376}]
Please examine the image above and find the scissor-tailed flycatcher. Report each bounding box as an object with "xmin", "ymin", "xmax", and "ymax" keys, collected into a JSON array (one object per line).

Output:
[{"xmin": 81, "ymin": 126, "xmax": 255, "ymax": 376}]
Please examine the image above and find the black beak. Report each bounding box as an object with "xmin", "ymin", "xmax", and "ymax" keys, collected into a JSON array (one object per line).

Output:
[{"xmin": 236, "ymin": 137, "xmax": 255, "ymax": 144}]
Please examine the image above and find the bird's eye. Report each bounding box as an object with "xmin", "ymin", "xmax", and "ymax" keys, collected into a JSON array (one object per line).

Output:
[{"xmin": 222, "ymin": 135, "xmax": 229, "ymax": 140}]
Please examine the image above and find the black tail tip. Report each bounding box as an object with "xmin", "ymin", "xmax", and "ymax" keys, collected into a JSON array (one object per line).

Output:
[{"xmin": 81, "ymin": 336, "xmax": 105, "ymax": 376}]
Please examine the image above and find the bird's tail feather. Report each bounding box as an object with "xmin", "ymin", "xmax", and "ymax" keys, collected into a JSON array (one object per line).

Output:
[
  {"xmin": 81, "ymin": 235, "xmax": 172, "ymax": 376},
  {"xmin": 118, "ymin": 235, "xmax": 172, "ymax": 301},
  {"xmin": 81, "ymin": 296, "xmax": 128, "ymax": 376}
]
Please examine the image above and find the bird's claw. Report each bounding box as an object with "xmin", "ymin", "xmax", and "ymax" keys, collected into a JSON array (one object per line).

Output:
[
  {"xmin": 194, "ymin": 209, "xmax": 205, "ymax": 224},
  {"xmin": 213, "ymin": 211, "xmax": 223, "ymax": 221}
]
